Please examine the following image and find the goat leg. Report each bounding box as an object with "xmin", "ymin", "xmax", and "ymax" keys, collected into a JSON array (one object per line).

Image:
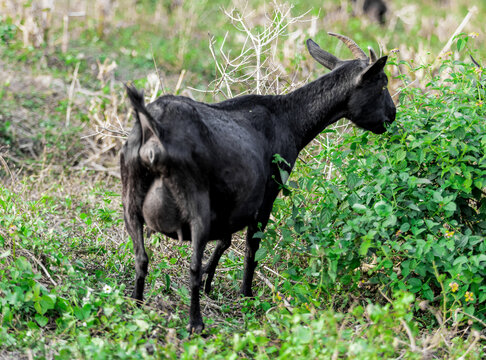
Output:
[
  {"xmin": 187, "ymin": 208, "xmax": 210, "ymax": 334},
  {"xmin": 241, "ymin": 225, "xmax": 261, "ymax": 298},
  {"xmin": 202, "ymin": 236, "xmax": 231, "ymax": 294},
  {"xmin": 127, "ymin": 218, "xmax": 148, "ymax": 303},
  {"xmin": 241, "ymin": 189, "xmax": 278, "ymax": 297},
  {"xmin": 120, "ymin": 143, "xmax": 151, "ymax": 304}
]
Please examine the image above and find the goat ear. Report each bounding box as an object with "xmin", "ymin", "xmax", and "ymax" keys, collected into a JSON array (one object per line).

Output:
[
  {"xmin": 357, "ymin": 56, "xmax": 388, "ymax": 84},
  {"xmin": 368, "ymin": 47, "xmax": 378, "ymax": 63},
  {"xmin": 306, "ymin": 39, "xmax": 340, "ymax": 70}
]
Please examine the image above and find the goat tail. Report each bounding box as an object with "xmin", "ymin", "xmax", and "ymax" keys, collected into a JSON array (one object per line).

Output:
[
  {"xmin": 125, "ymin": 83, "xmax": 147, "ymax": 114},
  {"xmin": 125, "ymin": 83, "xmax": 159, "ymax": 139}
]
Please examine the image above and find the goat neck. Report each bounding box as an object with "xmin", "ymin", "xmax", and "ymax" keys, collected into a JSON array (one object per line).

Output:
[{"xmin": 279, "ymin": 62, "xmax": 357, "ymax": 151}]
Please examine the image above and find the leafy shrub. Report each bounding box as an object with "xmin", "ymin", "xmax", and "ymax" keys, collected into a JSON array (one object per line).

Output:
[
  {"xmin": 0, "ymin": 16, "xmax": 16, "ymax": 44},
  {"xmin": 261, "ymin": 55, "xmax": 486, "ymax": 322}
]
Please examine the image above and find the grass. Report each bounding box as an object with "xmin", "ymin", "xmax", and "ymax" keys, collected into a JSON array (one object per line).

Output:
[{"xmin": 1, "ymin": 0, "xmax": 485, "ymax": 358}]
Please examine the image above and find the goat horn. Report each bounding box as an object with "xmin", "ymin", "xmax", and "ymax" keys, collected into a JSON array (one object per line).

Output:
[
  {"xmin": 368, "ymin": 47, "xmax": 378, "ymax": 63},
  {"xmin": 328, "ymin": 32, "xmax": 368, "ymax": 61}
]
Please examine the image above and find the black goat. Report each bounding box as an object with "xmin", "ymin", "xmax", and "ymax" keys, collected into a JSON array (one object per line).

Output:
[
  {"xmin": 352, "ymin": 0, "xmax": 388, "ymax": 24},
  {"xmin": 120, "ymin": 33, "xmax": 396, "ymax": 333}
]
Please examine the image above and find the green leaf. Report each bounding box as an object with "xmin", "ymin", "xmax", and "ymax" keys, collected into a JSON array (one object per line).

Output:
[
  {"xmin": 453, "ymin": 256, "xmax": 468, "ymax": 267},
  {"xmin": 74, "ymin": 304, "xmax": 92, "ymax": 321},
  {"xmin": 40, "ymin": 294, "xmax": 56, "ymax": 312},
  {"xmin": 432, "ymin": 244, "xmax": 446, "ymax": 258},
  {"xmin": 135, "ymin": 319, "xmax": 150, "ymax": 332},
  {"xmin": 35, "ymin": 314, "xmax": 48, "ymax": 327},
  {"xmin": 407, "ymin": 278, "xmax": 422, "ymax": 293},
  {"xmin": 279, "ymin": 168, "xmax": 289, "ymax": 185},
  {"xmin": 295, "ymin": 326, "xmax": 312, "ymax": 344},
  {"xmin": 401, "ymin": 261, "xmax": 411, "ymax": 277},
  {"xmin": 359, "ymin": 238, "xmax": 372, "ymax": 256},
  {"xmin": 407, "ymin": 203, "xmax": 421, "ymax": 212},
  {"xmin": 165, "ymin": 273, "xmax": 171, "ymax": 292},
  {"xmin": 395, "ymin": 149, "xmax": 406, "ymax": 162},
  {"xmin": 352, "ymin": 203, "xmax": 367, "ymax": 213},
  {"xmin": 252, "ymin": 231, "xmax": 265, "ymax": 239},
  {"xmin": 34, "ymin": 301, "xmax": 45, "ymax": 315},
  {"xmin": 444, "ymin": 202, "xmax": 456, "ymax": 212},
  {"xmin": 329, "ymin": 184, "xmax": 344, "ymax": 201},
  {"xmin": 432, "ymin": 191, "xmax": 443, "ymax": 203},
  {"xmin": 457, "ymin": 38, "xmax": 466, "ymax": 52},
  {"xmin": 347, "ymin": 173, "xmax": 362, "ymax": 190},
  {"xmin": 400, "ymin": 223, "xmax": 411, "ymax": 232},
  {"xmin": 425, "ymin": 219, "xmax": 439, "ymax": 230},
  {"xmin": 254, "ymin": 247, "xmax": 267, "ymax": 262},
  {"xmin": 272, "ymin": 153, "xmax": 290, "ymax": 167},
  {"xmin": 383, "ymin": 215, "xmax": 397, "ymax": 228},
  {"xmin": 103, "ymin": 305, "xmax": 115, "ymax": 317},
  {"xmin": 374, "ymin": 201, "xmax": 393, "ymax": 217}
]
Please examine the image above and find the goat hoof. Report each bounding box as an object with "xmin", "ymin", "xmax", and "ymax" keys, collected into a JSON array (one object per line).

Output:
[
  {"xmin": 131, "ymin": 293, "xmax": 144, "ymax": 307},
  {"xmin": 240, "ymin": 289, "xmax": 253, "ymax": 298},
  {"xmin": 187, "ymin": 320, "xmax": 205, "ymax": 335}
]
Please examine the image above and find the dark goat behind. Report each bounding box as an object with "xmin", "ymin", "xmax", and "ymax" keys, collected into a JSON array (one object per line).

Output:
[
  {"xmin": 120, "ymin": 32, "xmax": 396, "ymax": 333},
  {"xmin": 352, "ymin": 0, "xmax": 388, "ymax": 24}
]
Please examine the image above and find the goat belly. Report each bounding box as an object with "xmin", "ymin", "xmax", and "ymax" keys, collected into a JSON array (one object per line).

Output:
[{"xmin": 142, "ymin": 179, "xmax": 184, "ymax": 236}]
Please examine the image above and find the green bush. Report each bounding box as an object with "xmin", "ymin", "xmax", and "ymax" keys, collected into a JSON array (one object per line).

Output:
[{"xmin": 262, "ymin": 55, "xmax": 486, "ymax": 322}]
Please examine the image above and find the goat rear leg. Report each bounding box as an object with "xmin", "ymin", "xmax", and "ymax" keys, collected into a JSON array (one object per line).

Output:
[
  {"xmin": 187, "ymin": 216, "xmax": 210, "ymax": 334},
  {"xmin": 202, "ymin": 236, "xmax": 231, "ymax": 294},
  {"xmin": 127, "ymin": 221, "xmax": 149, "ymax": 303}
]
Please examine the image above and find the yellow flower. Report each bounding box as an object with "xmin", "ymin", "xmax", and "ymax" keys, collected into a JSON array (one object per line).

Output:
[
  {"xmin": 8, "ymin": 225, "xmax": 17, "ymax": 235},
  {"xmin": 465, "ymin": 291, "xmax": 474, "ymax": 302},
  {"xmin": 468, "ymin": 32, "xmax": 479, "ymax": 39},
  {"xmin": 449, "ymin": 282, "xmax": 459, "ymax": 293},
  {"xmin": 445, "ymin": 230, "xmax": 454, "ymax": 238}
]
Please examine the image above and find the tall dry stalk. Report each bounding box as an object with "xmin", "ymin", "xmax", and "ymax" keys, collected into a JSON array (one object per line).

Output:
[
  {"xmin": 1, "ymin": 0, "xmax": 54, "ymax": 48},
  {"xmin": 205, "ymin": 1, "xmax": 312, "ymax": 99}
]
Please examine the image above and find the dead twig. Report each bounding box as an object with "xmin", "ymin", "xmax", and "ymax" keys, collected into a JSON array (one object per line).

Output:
[
  {"xmin": 436, "ymin": 6, "xmax": 478, "ymax": 61},
  {"xmin": 66, "ymin": 62, "xmax": 80, "ymax": 127},
  {"xmin": 18, "ymin": 249, "xmax": 58, "ymax": 287}
]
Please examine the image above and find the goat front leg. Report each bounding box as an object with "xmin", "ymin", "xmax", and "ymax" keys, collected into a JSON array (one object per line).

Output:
[
  {"xmin": 241, "ymin": 224, "xmax": 261, "ymax": 297},
  {"xmin": 241, "ymin": 189, "xmax": 278, "ymax": 297},
  {"xmin": 202, "ymin": 236, "xmax": 231, "ymax": 294},
  {"xmin": 187, "ymin": 213, "xmax": 210, "ymax": 334}
]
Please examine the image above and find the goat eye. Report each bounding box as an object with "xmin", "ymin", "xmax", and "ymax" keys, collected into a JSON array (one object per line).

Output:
[
  {"xmin": 382, "ymin": 86, "xmax": 387, "ymax": 91},
  {"xmin": 149, "ymin": 149, "xmax": 155, "ymax": 163}
]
